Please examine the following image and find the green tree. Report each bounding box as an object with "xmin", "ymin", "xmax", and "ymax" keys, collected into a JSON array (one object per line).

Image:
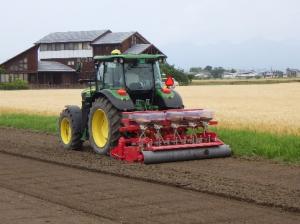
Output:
[
  {"xmin": 189, "ymin": 67, "xmax": 202, "ymax": 73},
  {"xmin": 204, "ymin": 65, "xmax": 213, "ymax": 71},
  {"xmin": 160, "ymin": 63, "xmax": 189, "ymax": 85},
  {"xmin": 187, "ymin": 74, "xmax": 195, "ymax": 83},
  {"xmin": 211, "ymin": 67, "xmax": 225, "ymax": 78}
]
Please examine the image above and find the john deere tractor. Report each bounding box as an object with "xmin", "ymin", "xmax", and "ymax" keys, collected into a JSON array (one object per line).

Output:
[{"xmin": 58, "ymin": 51, "xmax": 231, "ymax": 164}]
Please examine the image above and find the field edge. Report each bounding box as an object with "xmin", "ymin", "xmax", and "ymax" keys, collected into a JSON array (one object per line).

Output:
[{"xmin": 0, "ymin": 113, "xmax": 299, "ymax": 164}]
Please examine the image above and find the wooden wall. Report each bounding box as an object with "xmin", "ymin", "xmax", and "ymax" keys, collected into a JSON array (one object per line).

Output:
[
  {"xmin": 1, "ymin": 45, "xmax": 39, "ymax": 74},
  {"xmin": 142, "ymin": 45, "xmax": 163, "ymax": 55},
  {"xmin": 34, "ymin": 72, "xmax": 78, "ymax": 85},
  {"xmin": 92, "ymin": 32, "xmax": 150, "ymax": 55},
  {"xmin": 93, "ymin": 44, "xmax": 121, "ymax": 56}
]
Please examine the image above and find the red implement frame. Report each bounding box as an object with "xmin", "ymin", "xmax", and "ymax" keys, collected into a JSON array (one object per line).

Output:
[{"xmin": 110, "ymin": 109, "xmax": 224, "ymax": 163}]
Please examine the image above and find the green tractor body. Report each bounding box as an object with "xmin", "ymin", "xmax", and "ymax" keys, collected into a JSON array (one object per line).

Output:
[{"xmin": 59, "ymin": 53, "xmax": 231, "ymax": 164}]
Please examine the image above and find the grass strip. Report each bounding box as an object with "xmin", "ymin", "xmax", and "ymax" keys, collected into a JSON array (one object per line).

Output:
[
  {"xmin": 215, "ymin": 127, "xmax": 300, "ymax": 164},
  {"xmin": 0, "ymin": 113, "xmax": 299, "ymax": 163},
  {"xmin": 0, "ymin": 113, "xmax": 57, "ymax": 133}
]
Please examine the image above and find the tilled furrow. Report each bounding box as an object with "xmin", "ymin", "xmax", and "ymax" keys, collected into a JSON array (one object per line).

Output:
[
  {"xmin": 0, "ymin": 153, "xmax": 299, "ymax": 224},
  {"xmin": 0, "ymin": 128, "xmax": 299, "ymax": 213}
]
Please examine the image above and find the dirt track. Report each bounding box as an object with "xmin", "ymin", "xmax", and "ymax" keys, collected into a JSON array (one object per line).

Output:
[
  {"xmin": 0, "ymin": 128, "xmax": 300, "ymax": 223},
  {"xmin": 0, "ymin": 187, "xmax": 107, "ymax": 224},
  {"xmin": 1, "ymin": 153, "xmax": 300, "ymax": 224}
]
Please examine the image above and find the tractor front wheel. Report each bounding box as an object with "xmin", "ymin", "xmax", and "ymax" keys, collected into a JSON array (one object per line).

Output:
[
  {"xmin": 58, "ymin": 106, "xmax": 83, "ymax": 150},
  {"xmin": 88, "ymin": 97, "xmax": 121, "ymax": 155}
]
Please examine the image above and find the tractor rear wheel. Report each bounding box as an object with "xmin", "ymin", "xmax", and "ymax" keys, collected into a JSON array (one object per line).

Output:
[
  {"xmin": 58, "ymin": 106, "xmax": 83, "ymax": 150},
  {"xmin": 88, "ymin": 97, "xmax": 121, "ymax": 155}
]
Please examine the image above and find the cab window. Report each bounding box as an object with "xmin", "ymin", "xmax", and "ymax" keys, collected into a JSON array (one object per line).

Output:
[{"xmin": 103, "ymin": 62, "xmax": 124, "ymax": 88}]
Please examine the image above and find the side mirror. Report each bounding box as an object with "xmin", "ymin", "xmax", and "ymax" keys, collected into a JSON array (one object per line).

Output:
[{"xmin": 165, "ymin": 76, "xmax": 174, "ymax": 88}]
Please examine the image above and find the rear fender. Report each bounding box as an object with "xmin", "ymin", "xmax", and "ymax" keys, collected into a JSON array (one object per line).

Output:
[
  {"xmin": 156, "ymin": 90, "xmax": 184, "ymax": 109},
  {"xmin": 94, "ymin": 89, "xmax": 135, "ymax": 111}
]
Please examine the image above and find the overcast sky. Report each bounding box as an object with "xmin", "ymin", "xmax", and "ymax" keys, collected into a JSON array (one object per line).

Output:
[{"xmin": 1, "ymin": 0, "xmax": 300, "ymax": 70}]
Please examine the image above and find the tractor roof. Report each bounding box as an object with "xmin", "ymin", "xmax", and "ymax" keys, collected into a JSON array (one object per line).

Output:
[{"xmin": 94, "ymin": 54, "xmax": 166, "ymax": 62}]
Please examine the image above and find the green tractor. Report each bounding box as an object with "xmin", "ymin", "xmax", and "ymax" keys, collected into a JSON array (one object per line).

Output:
[{"xmin": 58, "ymin": 51, "xmax": 231, "ymax": 164}]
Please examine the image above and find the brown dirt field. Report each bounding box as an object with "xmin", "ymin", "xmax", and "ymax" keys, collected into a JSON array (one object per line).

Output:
[
  {"xmin": 1, "ymin": 83, "xmax": 299, "ymax": 135},
  {"xmin": 0, "ymin": 188, "xmax": 108, "ymax": 224},
  {"xmin": 0, "ymin": 128, "xmax": 299, "ymax": 215},
  {"xmin": 1, "ymin": 149, "xmax": 300, "ymax": 223}
]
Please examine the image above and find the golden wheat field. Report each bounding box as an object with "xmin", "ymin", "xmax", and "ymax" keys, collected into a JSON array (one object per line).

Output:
[{"xmin": 0, "ymin": 83, "xmax": 299, "ymax": 135}]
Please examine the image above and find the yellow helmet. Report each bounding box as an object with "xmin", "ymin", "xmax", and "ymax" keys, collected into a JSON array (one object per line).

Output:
[{"xmin": 111, "ymin": 49, "xmax": 121, "ymax": 55}]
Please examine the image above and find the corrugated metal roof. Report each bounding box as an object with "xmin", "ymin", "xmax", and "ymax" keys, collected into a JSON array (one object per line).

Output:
[
  {"xmin": 36, "ymin": 30, "xmax": 110, "ymax": 44},
  {"xmin": 38, "ymin": 61, "xmax": 75, "ymax": 72},
  {"xmin": 92, "ymin": 32, "xmax": 135, "ymax": 45},
  {"xmin": 124, "ymin": 44, "xmax": 151, "ymax": 54}
]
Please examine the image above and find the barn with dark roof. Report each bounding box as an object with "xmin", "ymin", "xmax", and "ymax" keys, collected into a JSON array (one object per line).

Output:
[{"xmin": 0, "ymin": 30, "xmax": 164, "ymax": 86}]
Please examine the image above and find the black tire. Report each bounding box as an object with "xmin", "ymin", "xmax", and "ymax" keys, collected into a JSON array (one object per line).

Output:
[
  {"xmin": 58, "ymin": 105, "xmax": 83, "ymax": 150},
  {"xmin": 88, "ymin": 97, "xmax": 121, "ymax": 155}
]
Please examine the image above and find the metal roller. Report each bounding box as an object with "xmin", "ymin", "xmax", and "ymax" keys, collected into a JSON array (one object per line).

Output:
[{"xmin": 142, "ymin": 145, "xmax": 231, "ymax": 164}]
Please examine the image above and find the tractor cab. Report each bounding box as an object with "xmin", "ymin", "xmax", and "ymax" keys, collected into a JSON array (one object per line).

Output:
[{"xmin": 93, "ymin": 53, "xmax": 172, "ymax": 109}]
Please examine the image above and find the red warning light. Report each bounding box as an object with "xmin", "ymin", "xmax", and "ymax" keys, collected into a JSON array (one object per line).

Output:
[
  {"xmin": 165, "ymin": 76, "xmax": 174, "ymax": 87},
  {"xmin": 117, "ymin": 89, "xmax": 127, "ymax": 96},
  {"xmin": 162, "ymin": 87, "xmax": 171, "ymax": 94}
]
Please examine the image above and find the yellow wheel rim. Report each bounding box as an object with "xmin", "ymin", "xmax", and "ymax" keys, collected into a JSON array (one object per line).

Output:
[
  {"xmin": 60, "ymin": 117, "xmax": 72, "ymax": 144},
  {"xmin": 92, "ymin": 109, "xmax": 109, "ymax": 148}
]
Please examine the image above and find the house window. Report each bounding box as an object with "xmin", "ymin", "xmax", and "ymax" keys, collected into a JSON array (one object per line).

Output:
[
  {"xmin": 14, "ymin": 74, "xmax": 19, "ymax": 80},
  {"xmin": 55, "ymin": 43, "xmax": 64, "ymax": 51},
  {"xmin": 82, "ymin": 42, "xmax": 91, "ymax": 50},
  {"xmin": 47, "ymin": 44, "xmax": 55, "ymax": 51},
  {"xmin": 8, "ymin": 57, "xmax": 28, "ymax": 72},
  {"xmin": 10, "ymin": 65, "xmax": 17, "ymax": 71},
  {"xmin": 19, "ymin": 58, "xmax": 28, "ymax": 70},
  {"xmin": 40, "ymin": 44, "xmax": 47, "ymax": 51},
  {"xmin": 74, "ymin": 43, "xmax": 83, "ymax": 50},
  {"xmin": 67, "ymin": 61, "xmax": 74, "ymax": 66},
  {"xmin": 131, "ymin": 36, "xmax": 137, "ymax": 45},
  {"xmin": 65, "ymin": 43, "xmax": 74, "ymax": 50},
  {"xmin": 0, "ymin": 74, "xmax": 9, "ymax": 83}
]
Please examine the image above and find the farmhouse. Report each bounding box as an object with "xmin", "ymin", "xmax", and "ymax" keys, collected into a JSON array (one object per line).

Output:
[
  {"xmin": 286, "ymin": 68, "xmax": 300, "ymax": 77},
  {"xmin": 0, "ymin": 30, "xmax": 163, "ymax": 86}
]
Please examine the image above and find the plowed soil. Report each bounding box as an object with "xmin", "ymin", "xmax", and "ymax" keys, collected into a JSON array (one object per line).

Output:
[{"xmin": 0, "ymin": 129, "xmax": 300, "ymax": 223}]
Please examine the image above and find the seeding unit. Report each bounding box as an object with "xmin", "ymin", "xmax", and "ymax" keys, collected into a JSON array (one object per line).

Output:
[{"xmin": 111, "ymin": 109, "xmax": 230, "ymax": 163}]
